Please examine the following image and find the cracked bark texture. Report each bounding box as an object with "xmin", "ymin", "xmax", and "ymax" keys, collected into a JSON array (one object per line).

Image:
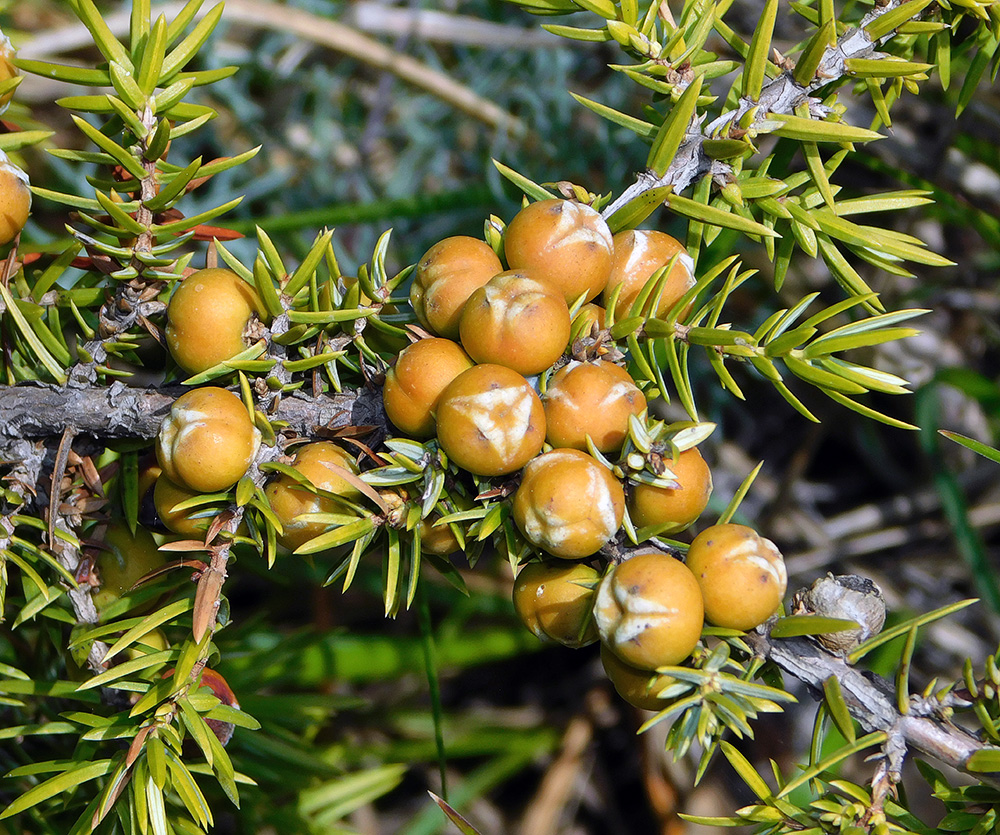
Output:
[{"xmin": 0, "ymin": 381, "xmax": 385, "ymax": 452}]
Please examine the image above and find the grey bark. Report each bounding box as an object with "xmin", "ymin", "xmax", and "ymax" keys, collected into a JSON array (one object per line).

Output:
[
  {"xmin": 0, "ymin": 381, "xmax": 385, "ymax": 452},
  {"xmin": 748, "ymin": 627, "xmax": 1000, "ymax": 789}
]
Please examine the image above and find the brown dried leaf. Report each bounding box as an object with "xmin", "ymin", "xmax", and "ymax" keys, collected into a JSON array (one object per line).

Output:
[
  {"xmin": 126, "ymin": 725, "xmax": 154, "ymax": 769},
  {"xmin": 192, "ymin": 566, "xmax": 225, "ymax": 643}
]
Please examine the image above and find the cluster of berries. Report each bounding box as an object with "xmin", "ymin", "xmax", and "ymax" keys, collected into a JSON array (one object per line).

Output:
[
  {"xmin": 0, "ymin": 34, "xmax": 31, "ymax": 247},
  {"xmin": 514, "ymin": 523, "xmax": 787, "ymax": 712},
  {"xmin": 384, "ymin": 199, "xmax": 703, "ymax": 557},
  {"xmin": 379, "ymin": 197, "xmax": 788, "ymax": 710},
  {"xmin": 106, "ymin": 194, "xmax": 786, "ymax": 717}
]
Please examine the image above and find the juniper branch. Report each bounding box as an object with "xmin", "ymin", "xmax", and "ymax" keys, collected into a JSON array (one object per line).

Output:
[
  {"xmin": 602, "ymin": 0, "xmax": 912, "ymax": 221},
  {"xmin": 0, "ymin": 382, "xmax": 385, "ymax": 452},
  {"xmin": 747, "ymin": 625, "xmax": 1000, "ymax": 790}
]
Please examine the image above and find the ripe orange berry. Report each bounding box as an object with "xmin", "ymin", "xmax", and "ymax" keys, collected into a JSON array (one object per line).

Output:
[
  {"xmin": 265, "ymin": 442, "xmax": 362, "ymax": 552},
  {"xmin": 156, "ymin": 387, "xmax": 261, "ymax": 494},
  {"xmin": 543, "ymin": 361, "xmax": 646, "ymax": 453},
  {"xmin": 435, "ymin": 364, "xmax": 545, "ymax": 477},
  {"xmin": 0, "ymin": 151, "xmax": 30, "ymax": 246},
  {"xmin": 153, "ymin": 474, "xmax": 211, "ymax": 536},
  {"xmin": 594, "ymin": 549, "xmax": 704, "ymax": 670},
  {"xmin": 459, "ymin": 270, "xmax": 571, "ymax": 375},
  {"xmin": 504, "ymin": 199, "xmax": 614, "ymax": 304},
  {"xmin": 410, "ymin": 236, "xmax": 503, "ymax": 339},
  {"xmin": 603, "ymin": 230, "xmax": 695, "ymax": 319},
  {"xmin": 0, "ymin": 31, "xmax": 18, "ymax": 113},
  {"xmin": 417, "ymin": 515, "xmax": 462, "ymax": 556},
  {"xmin": 600, "ymin": 644, "xmax": 677, "ymax": 710},
  {"xmin": 92, "ymin": 524, "xmax": 168, "ymax": 617},
  {"xmin": 165, "ymin": 268, "xmax": 268, "ymax": 375},
  {"xmin": 685, "ymin": 523, "xmax": 787, "ymax": 631},
  {"xmin": 513, "ymin": 449, "xmax": 625, "ymax": 558},
  {"xmin": 382, "ymin": 338, "xmax": 474, "ymax": 438},
  {"xmin": 512, "ymin": 559, "xmax": 600, "ymax": 647},
  {"xmin": 628, "ymin": 447, "xmax": 712, "ymax": 533}
]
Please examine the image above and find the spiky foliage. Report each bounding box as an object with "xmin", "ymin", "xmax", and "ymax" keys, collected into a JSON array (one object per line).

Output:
[{"xmin": 1, "ymin": 0, "xmax": 999, "ymax": 832}]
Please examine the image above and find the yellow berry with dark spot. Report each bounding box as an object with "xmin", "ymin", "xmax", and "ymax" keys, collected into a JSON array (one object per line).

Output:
[
  {"xmin": 417, "ymin": 516, "xmax": 462, "ymax": 556},
  {"xmin": 601, "ymin": 644, "xmax": 677, "ymax": 710},
  {"xmin": 513, "ymin": 449, "xmax": 624, "ymax": 558},
  {"xmin": 603, "ymin": 230, "xmax": 695, "ymax": 319},
  {"xmin": 628, "ymin": 447, "xmax": 712, "ymax": 533},
  {"xmin": 685, "ymin": 523, "xmax": 787, "ymax": 631},
  {"xmin": 382, "ymin": 338, "xmax": 474, "ymax": 438},
  {"xmin": 153, "ymin": 474, "xmax": 247, "ymax": 537},
  {"xmin": 156, "ymin": 387, "xmax": 261, "ymax": 494},
  {"xmin": 410, "ymin": 236, "xmax": 502, "ymax": 339},
  {"xmin": 0, "ymin": 151, "xmax": 30, "ymax": 246},
  {"xmin": 165, "ymin": 268, "xmax": 268, "ymax": 375},
  {"xmin": 459, "ymin": 270, "xmax": 571, "ymax": 376},
  {"xmin": 265, "ymin": 442, "xmax": 362, "ymax": 552},
  {"xmin": 504, "ymin": 199, "xmax": 614, "ymax": 304},
  {"xmin": 543, "ymin": 361, "xmax": 646, "ymax": 453},
  {"xmin": 594, "ymin": 549, "xmax": 703, "ymax": 671},
  {"xmin": 512, "ymin": 559, "xmax": 600, "ymax": 647}
]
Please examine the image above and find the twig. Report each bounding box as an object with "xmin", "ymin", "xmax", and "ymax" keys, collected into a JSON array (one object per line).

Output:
[
  {"xmin": 602, "ymin": 0, "xmax": 909, "ymax": 221},
  {"xmin": 47, "ymin": 425, "xmax": 77, "ymax": 551},
  {"xmin": 190, "ymin": 437, "xmax": 285, "ymax": 643},
  {"xmin": 519, "ymin": 713, "xmax": 593, "ymax": 835},
  {"xmin": 0, "ymin": 381, "xmax": 384, "ymax": 450},
  {"xmin": 747, "ymin": 626, "xmax": 1000, "ymax": 790}
]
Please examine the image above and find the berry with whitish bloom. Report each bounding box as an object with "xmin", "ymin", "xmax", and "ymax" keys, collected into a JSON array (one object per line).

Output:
[
  {"xmin": 165, "ymin": 268, "xmax": 268, "ymax": 375},
  {"xmin": 0, "ymin": 150, "xmax": 30, "ymax": 246},
  {"xmin": 265, "ymin": 442, "xmax": 362, "ymax": 552},
  {"xmin": 543, "ymin": 360, "xmax": 646, "ymax": 453},
  {"xmin": 513, "ymin": 449, "xmax": 625, "ymax": 558},
  {"xmin": 594, "ymin": 549, "xmax": 704, "ymax": 671},
  {"xmin": 628, "ymin": 447, "xmax": 713, "ymax": 533},
  {"xmin": 603, "ymin": 230, "xmax": 695, "ymax": 319},
  {"xmin": 382, "ymin": 338, "xmax": 474, "ymax": 438},
  {"xmin": 504, "ymin": 199, "xmax": 614, "ymax": 304},
  {"xmin": 512, "ymin": 559, "xmax": 600, "ymax": 647},
  {"xmin": 685, "ymin": 523, "xmax": 787, "ymax": 631},
  {"xmin": 410, "ymin": 236, "xmax": 503, "ymax": 339},
  {"xmin": 601, "ymin": 644, "xmax": 678, "ymax": 711},
  {"xmin": 459, "ymin": 270, "xmax": 571, "ymax": 376},
  {"xmin": 435, "ymin": 364, "xmax": 545, "ymax": 477},
  {"xmin": 156, "ymin": 387, "xmax": 261, "ymax": 494}
]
